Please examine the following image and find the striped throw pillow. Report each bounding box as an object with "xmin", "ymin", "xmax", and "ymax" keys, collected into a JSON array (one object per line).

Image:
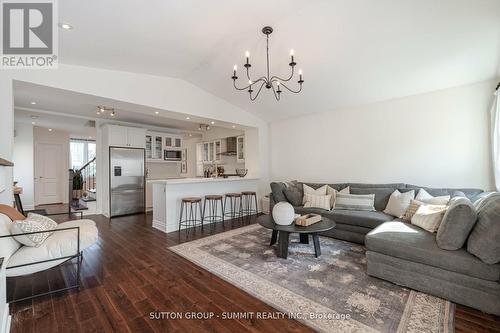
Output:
[
  {"xmin": 334, "ymin": 193, "xmax": 375, "ymax": 211},
  {"xmin": 302, "ymin": 184, "xmax": 328, "ymax": 204},
  {"xmin": 401, "ymin": 200, "xmax": 424, "ymax": 221},
  {"xmin": 326, "ymin": 186, "xmax": 350, "ymax": 209},
  {"xmin": 304, "ymin": 193, "xmax": 332, "ymax": 210}
]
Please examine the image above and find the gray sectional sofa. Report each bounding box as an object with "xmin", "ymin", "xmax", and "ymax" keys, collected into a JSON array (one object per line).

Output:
[{"xmin": 269, "ymin": 181, "xmax": 500, "ymax": 316}]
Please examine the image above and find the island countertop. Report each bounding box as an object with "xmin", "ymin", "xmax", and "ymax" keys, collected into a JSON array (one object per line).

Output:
[{"xmin": 147, "ymin": 176, "xmax": 259, "ymax": 185}]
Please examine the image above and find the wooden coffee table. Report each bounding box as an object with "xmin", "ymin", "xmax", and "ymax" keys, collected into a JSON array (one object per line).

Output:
[{"xmin": 257, "ymin": 215, "xmax": 335, "ymax": 259}]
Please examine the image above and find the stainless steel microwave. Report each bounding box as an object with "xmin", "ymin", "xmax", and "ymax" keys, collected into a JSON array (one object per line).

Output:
[{"xmin": 164, "ymin": 149, "xmax": 182, "ymax": 161}]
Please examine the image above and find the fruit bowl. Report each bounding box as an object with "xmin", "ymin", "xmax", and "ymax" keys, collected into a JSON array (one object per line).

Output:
[{"xmin": 236, "ymin": 168, "xmax": 248, "ymax": 177}]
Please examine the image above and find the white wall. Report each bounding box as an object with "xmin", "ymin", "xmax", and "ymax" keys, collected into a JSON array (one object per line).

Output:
[
  {"xmin": 13, "ymin": 123, "xmax": 34, "ymax": 210},
  {"xmin": 270, "ymin": 80, "xmax": 496, "ymax": 190},
  {"xmin": 33, "ymin": 127, "xmax": 70, "ymax": 204}
]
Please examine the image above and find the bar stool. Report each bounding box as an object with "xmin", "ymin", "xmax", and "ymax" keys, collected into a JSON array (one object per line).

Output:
[
  {"xmin": 202, "ymin": 195, "xmax": 224, "ymax": 230},
  {"xmin": 224, "ymin": 193, "xmax": 243, "ymax": 224},
  {"xmin": 241, "ymin": 191, "xmax": 259, "ymax": 218},
  {"xmin": 179, "ymin": 197, "xmax": 203, "ymax": 235}
]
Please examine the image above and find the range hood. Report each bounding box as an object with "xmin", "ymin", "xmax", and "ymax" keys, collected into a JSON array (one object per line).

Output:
[{"xmin": 219, "ymin": 137, "xmax": 237, "ymax": 156}]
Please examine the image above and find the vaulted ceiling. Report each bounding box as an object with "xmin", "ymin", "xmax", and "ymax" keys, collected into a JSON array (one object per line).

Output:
[{"xmin": 58, "ymin": 0, "xmax": 500, "ymax": 121}]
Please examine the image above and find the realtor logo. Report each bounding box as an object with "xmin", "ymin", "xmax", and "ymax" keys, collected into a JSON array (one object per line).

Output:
[{"xmin": 1, "ymin": 0, "xmax": 58, "ymax": 68}]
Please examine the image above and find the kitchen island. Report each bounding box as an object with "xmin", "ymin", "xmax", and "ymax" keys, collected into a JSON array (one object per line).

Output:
[{"xmin": 149, "ymin": 177, "xmax": 259, "ymax": 233}]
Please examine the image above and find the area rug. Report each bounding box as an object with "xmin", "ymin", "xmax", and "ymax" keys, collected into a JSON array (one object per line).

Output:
[{"xmin": 170, "ymin": 224, "xmax": 454, "ymax": 333}]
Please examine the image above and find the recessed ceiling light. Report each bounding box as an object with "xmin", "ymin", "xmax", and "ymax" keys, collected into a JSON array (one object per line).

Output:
[
  {"xmin": 211, "ymin": 121, "xmax": 215, "ymax": 125},
  {"xmin": 59, "ymin": 23, "xmax": 73, "ymax": 30},
  {"xmin": 186, "ymin": 116, "xmax": 190, "ymax": 120},
  {"xmin": 48, "ymin": 128, "xmax": 53, "ymax": 132},
  {"xmin": 189, "ymin": 134, "xmax": 192, "ymax": 137},
  {"xmin": 155, "ymin": 111, "xmax": 159, "ymax": 115},
  {"xmin": 30, "ymin": 101, "xmax": 36, "ymax": 105},
  {"xmin": 232, "ymin": 125, "xmax": 236, "ymax": 128},
  {"xmin": 31, "ymin": 121, "xmax": 36, "ymax": 125}
]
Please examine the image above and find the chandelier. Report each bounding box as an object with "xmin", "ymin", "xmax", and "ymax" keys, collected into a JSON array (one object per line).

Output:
[{"xmin": 231, "ymin": 26, "xmax": 304, "ymax": 101}]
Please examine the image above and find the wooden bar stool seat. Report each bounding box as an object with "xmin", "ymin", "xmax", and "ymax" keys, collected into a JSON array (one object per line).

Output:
[
  {"xmin": 241, "ymin": 191, "xmax": 256, "ymax": 196},
  {"xmin": 205, "ymin": 195, "xmax": 223, "ymax": 200},
  {"xmin": 179, "ymin": 197, "xmax": 203, "ymax": 236},
  {"xmin": 182, "ymin": 197, "xmax": 202, "ymax": 203},
  {"xmin": 225, "ymin": 193, "xmax": 242, "ymax": 198}
]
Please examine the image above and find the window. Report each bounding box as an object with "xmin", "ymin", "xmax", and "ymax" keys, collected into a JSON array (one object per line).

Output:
[{"xmin": 70, "ymin": 139, "xmax": 96, "ymax": 170}]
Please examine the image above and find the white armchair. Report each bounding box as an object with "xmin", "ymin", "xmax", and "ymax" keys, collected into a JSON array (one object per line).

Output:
[{"xmin": 0, "ymin": 205, "xmax": 98, "ymax": 302}]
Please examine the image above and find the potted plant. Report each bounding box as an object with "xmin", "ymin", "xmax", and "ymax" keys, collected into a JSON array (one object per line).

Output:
[{"xmin": 72, "ymin": 170, "xmax": 83, "ymax": 199}]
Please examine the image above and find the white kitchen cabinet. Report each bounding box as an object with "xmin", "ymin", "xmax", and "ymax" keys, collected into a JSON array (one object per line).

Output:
[
  {"xmin": 214, "ymin": 140, "xmax": 222, "ymax": 163},
  {"xmin": 164, "ymin": 135, "xmax": 182, "ymax": 148},
  {"xmin": 145, "ymin": 135, "xmax": 152, "ymax": 159},
  {"xmin": 203, "ymin": 142, "xmax": 209, "ymax": 162},
  {"xmin": 108, "ymin": 125, "xmax": 128, "ymax": 146},
  {"xmin": 237, "ymin": 136, "xmax": 245, "ymax": 162},
  {"xmin": 174, "ymin": 137, "xmax": 182, "ymax": 148},
  {"xmin": 196, "ymin": 143, "xmax": 204, "ymax": 176},
  {"xmin": 127, "ymin": 127, "xmax": 147, "ymax": 148},
  {"xmin": 153, "ymin": 135, "xmax": 163, "ymax": 159},
  {"xmin": 208, "ymin": 142, "xmax": 215, "ymax": 162},
  {"xmin": 107, "ymin": 125, "xmax": 146, "ymax": 148}
]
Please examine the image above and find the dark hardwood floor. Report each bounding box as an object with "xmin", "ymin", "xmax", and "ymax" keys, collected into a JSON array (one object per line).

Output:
[{"xmin": 8, "ymin": 205, "xmax": 500, "ymax": 333}]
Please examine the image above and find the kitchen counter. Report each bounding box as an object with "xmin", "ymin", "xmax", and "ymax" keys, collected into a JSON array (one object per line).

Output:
[
  {"xmin": 148, "ymin": 176, "xmax": 258, "ymax": 185},
  {"xmin": 151, "ymin": 176, "xmax": 260, "ymax": 233}
]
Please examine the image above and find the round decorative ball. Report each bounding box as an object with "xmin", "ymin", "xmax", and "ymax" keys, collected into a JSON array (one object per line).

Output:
[{"xmin": 272, "ymin": 202, "xmax": 295, "ymax": 225}]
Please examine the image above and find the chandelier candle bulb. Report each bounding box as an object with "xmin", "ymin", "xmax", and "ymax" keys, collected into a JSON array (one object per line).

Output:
[
  {"xmin": 245, "ymin": 51, "xmax": 250, "ymax": 64},
  {"xmin": 290, "ymin": 49, "xmax": 295, "ymax": 62}
]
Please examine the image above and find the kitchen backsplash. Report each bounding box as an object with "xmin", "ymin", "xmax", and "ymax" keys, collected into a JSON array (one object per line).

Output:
[{"xmin": 146, "ymin": 162, "xmax": 181, "ymax": 179}]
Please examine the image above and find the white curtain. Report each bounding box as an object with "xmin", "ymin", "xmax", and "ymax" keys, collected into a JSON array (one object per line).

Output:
[{"xmin": 491, "ymin": 89, "xmax": 500, "ymax": 191}]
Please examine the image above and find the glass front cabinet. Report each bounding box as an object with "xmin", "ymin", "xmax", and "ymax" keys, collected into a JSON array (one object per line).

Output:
[
  {"xmin": 145, "ymin": 135, "xmax": 152, "ymax": 159},
  {"xmin": 237, "ymin": 136, "xmax": 244, "ymax": 162},
  {"xmin": 146, "ymin": 132, "xmax": 182, "ymax": 161}
]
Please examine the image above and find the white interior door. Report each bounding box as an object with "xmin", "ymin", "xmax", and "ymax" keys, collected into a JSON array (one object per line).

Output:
[{"xmin": 35, "ymin": 143, "xmax": 63, "ymax": 205}]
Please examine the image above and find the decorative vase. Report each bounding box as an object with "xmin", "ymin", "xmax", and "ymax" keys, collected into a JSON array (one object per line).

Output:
[{"xmin": 272, "ymin": 202, "xmax": 295, "ymax": 225}]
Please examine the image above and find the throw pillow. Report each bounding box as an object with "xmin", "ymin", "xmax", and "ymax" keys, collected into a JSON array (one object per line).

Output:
[
  {"xmin": 411, "ymin": 204, "xmax": 447, "ymax": 233},
  {"xmin": 334, "ymin": 193, "xmax": 375, "ymax": 211},
  {"xmin": 270, "ymin": 182, "xmax": 287, "ymax": 203},
  {"xmin": 283, "ymin": 186, "xmax": 303, "ymax": 206},
  {"xmin": 326, "ymin": 186, "xmax": 350, "ymax": 209},
  {"xmin": 383, "ymin": 190, "xmax": 415, "ymax": 217},
  {"xmin": 350, "ymin": 187, "xmax": 398, "ymax": 211},
  {"xmin": 401, "ymin": 200, "xmax": 424, "ymax": 221},
  {"xmin": 467, "ymin": 193, "xmax": 500, "ymax": 264},
  {"xmin": 436, "ymin": 197, "xmax": 477, "ymax": 250},
  {"xmin": 302, "ymin": 184, "xmax": 328, "ymax": 204},
  {"xmin": 303, "ymin": 194, "xmax": 332, "ymax": 210},
  {"xmin": 11, "ymin": 213, "xmax": 58, "ymax": 247},
  {"xmin": 415, "ymin": 189, "xmax": 450, "ymax": 205}
]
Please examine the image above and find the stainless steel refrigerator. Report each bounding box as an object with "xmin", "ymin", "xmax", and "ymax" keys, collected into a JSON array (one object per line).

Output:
[{"xmin": 110, "ymin": 147, "xmax": 145, "ymax": 217}]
